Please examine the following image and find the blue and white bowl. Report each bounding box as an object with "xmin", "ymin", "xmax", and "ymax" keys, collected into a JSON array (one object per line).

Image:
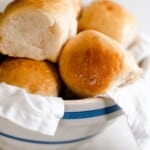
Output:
[{"xmin": 0, "ymin": 97, "xmax": 122, "ymax": 150}]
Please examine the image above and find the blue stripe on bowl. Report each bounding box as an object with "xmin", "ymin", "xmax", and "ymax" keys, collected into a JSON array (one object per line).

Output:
[
  {"xmin": 63, "ymin": 105, "xmax": 121, "ymax": 119},
  {"xmin": 0, "ymin": 105, "xmax": 121, "ymax": 145},
  {"xmin": 0, "ymin": 132, "xmax": 97, "ymax": 145}
]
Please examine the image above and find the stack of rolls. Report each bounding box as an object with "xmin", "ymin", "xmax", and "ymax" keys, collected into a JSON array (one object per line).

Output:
[
  {"xmin": 0, "ymin": 0, "xmax": 80, "ymax": 96},
  {"xmin": 0, "ymin": 0, "xmax": 142, "ymax": 99}
]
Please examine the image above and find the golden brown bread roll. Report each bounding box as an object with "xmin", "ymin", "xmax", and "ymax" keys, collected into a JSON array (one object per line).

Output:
[
  {"xmin": 0, "ymin": 12, "xmax": 2, "ymax": 21},
  {"xmin": 78, "ymin": 0, "xmax": 137, "ymax": 48},
  {"xmin": 0, "ymin": 58, "xmax": 61, "ymax": 96},
  {"xmin": 0, "ymin": 0, "xmax": 77, "ymax": 62},
  {"xmin": 59, "ymin": 30, "xmax": 142, "ymax": 98}
]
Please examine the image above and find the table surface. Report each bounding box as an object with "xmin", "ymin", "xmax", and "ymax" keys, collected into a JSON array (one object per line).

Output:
[{"xmin": 0, "ymin": 0, "xmax": 150, "ymax": 150}]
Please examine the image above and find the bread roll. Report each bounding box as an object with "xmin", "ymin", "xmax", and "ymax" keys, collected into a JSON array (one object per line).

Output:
[
  {"xmin": 0, "ymin": 12, "xmax": 2, "ymax": 21},
  {"xmin": 78, "ymin": 0, "xmax": 137, "ymax": 48},
  {"xmin": 69, "ymin": 0, "xmax": 82, "ymax": 17},
  {"xmin": 0, "ymin": 0, "xmax": 77, "ymax": 62},
  {"xmin": 0, "ymin": 58, "xmax": 61, "ymax": 96},
  {"xmin": 59, "ymin": 30, "xmax": 142, "ymax": 98}
]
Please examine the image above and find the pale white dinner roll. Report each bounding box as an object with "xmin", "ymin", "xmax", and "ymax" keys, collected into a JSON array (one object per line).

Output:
[
  {"xmin": 0, "ymin": 58, "xmax": 61, "ymax": 96},
  {"xmin": 59, "ymin": 30, "xmax": 142, "ymax": 98},
  {"xmin": 69, "ymin": 0, "xmax": 82, "ymax": 17},
  {"xmin": 0, "ymin": 0, "xmax": 77, "ymax": 62},
  {"xmin": 78, "ymin": 0, "xmax": 137, "ymax": 48}
]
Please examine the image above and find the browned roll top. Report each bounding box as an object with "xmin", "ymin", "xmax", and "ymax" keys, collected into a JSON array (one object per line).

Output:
[
  {"xmin": 59, "ymin": 30, "xmax": 142, "ymax": 98},
  {"xmin": 0, "ymin": 58, "xmax": 61, "ymax": 96}
]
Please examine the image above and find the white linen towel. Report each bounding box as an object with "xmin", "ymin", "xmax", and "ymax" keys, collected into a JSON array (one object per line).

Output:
[
  {"xmin": 0, "ymin": 83, "xmax": 64, "ymax": 136},
  {"xmin": 107, "ymin": 34, "xmax": 150, "ymax": 150}
]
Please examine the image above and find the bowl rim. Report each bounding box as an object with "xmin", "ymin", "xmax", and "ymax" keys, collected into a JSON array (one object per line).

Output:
[{"xmin": 63, "ymin": 96, "xmax": 112, "ymax": 106}]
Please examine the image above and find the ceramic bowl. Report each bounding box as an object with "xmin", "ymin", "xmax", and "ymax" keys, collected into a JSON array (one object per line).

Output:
[{"xmin": 0, "ymin": 97, "xmax": 122, "ymax": 150}]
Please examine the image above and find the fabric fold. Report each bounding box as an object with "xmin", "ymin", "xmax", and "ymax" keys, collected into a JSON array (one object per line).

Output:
[{"xmin": 0, "ymin": 83, "xmax": 64, "ymax": 136}]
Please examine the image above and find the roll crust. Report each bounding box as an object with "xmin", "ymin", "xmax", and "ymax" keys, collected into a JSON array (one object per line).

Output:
[
  {"xmin": 0, "ymin": 58, "xmax": 61, "ymax": 96},
  {"xmin": 78, "ymin": 0, "xmax": 137, "ymax": 48},
  {"xmin": 59, "ymin": 30, "xmax": 142, "ymax": 98}
]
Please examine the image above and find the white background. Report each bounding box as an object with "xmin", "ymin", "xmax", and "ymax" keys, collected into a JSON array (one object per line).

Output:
[
  {"xmin": 0, "ymin": 0, "xmax": 150, "ymax": 150},
  {"xmin": 115, "ymin": 0, "xmax": 150, "ymax": 35}
]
